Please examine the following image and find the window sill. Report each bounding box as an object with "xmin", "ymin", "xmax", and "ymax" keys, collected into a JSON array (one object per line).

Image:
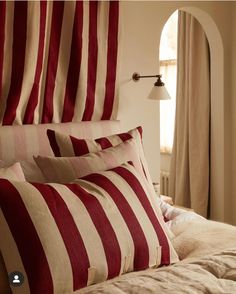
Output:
[{"xmin": 160, "ymin": 149, "xmax": 172, "ymax": 155}]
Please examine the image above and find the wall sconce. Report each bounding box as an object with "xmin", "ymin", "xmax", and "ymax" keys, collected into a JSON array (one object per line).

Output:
[{"xmin": 132, "ymin": 72, "xmax": 171, "ymax": 100}]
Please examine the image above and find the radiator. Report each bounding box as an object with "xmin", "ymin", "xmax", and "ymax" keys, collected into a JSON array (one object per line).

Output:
[{"xmin": 160, "ymin": 171, "xmax": 170, "ymax": 196}]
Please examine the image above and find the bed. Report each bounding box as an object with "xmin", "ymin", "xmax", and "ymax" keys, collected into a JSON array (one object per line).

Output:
[{"xmin": 0, "ymin": 121, "xmax": 236, "ymax": 294}]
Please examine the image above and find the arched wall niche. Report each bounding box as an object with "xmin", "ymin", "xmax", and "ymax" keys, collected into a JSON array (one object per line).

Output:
[{"xmin": 162, "ymin": 6, "xmax": 224, "ymax": 221}]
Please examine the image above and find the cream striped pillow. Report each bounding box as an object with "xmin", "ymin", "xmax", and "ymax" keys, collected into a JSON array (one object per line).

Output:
[
  {"xmin": 34, "ymin": 138, "xmax": 144, "ymax": 183},
  {"xmin": 0, "ymin": 163, "xmax": 178, "ymax": 293}
]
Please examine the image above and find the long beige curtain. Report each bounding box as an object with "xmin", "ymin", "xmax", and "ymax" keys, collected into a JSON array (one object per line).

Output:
[{"xmin": 169, "ymin": 11, "xmax": 210, "ymax": 217}]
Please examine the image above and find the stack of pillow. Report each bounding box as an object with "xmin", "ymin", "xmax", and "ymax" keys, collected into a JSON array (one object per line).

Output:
[{"xmin": 0, "ymin": 127, "xmax": 179, "ymax": 293}]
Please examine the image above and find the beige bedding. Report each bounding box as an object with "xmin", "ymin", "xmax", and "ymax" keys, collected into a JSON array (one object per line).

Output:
[{"xmin": 78, "ymin": 218, "xmax": 236, "ymax": 294}]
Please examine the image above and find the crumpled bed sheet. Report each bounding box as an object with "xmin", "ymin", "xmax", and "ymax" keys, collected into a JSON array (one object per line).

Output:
[{"xmin": 78, "ymin": 204, "xmax": 236, "ymax": 294}]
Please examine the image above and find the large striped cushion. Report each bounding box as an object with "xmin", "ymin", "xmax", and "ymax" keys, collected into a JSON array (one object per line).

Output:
[
  {"xmin": 0, "ymin": 163, "xmax": 178, "ymax": 293},
  {"xmin": 34, "ymin": 138, "xmax": 144, "ymax": 183},
  {"xmin": 47, "ymin": 126, "xmax": 153, "ymax": 185}
]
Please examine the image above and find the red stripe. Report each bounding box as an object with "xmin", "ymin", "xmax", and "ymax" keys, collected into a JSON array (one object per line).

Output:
[
  {"xmin": 33, "ymin": 183, "xmax": 90, "ymax": 291},
  {"xmin": 47, "ymin": 129, "xmax": 61, "ymax": 156},
  {"xmin": 41, "ymin": 2, "xmax": 64, "ymax": 123},
  {"xmin": 101, "ymin": 1, "xmax": 119, "ymax": 120},
  {"xmin": 62, "ymin": 1, "xmax": 83, "ymax": 122},
  {"xmin": 137, "ymin": 126, "xmax": 143, "ymax": 138},
  {"xmin": 0, "ymin": 180, "xmax": 53, "ymax": 293},
  {"xmin": 70, "ymin": 136, "xmax": 90, "ymax": 156},
  {"xmin": 83, "ymin": 173, "xmax": 150, "ymax": 271},
  {"xmin": 82, "ymin": 2, "xmax": 98, "ymax": 121},
  {"xmin": 0, "ymin": 1, "xmax": 6, "ymax": 105},
  {"xmin": 67, "ymin": 183, "xmax": 121, "ymax": 279},
  {"xmin": 23, "ymin": 1, "xmax": 47, "ymax": 124},
  {"xmin": 118, "ymin": 133, "xmax": 132, "ymax": 142},
  {"xmin": 2, "ymin": 2, "xmax": 27, "ymax": 125},
  {"xmin": 95, "ymin": 137, "xmax": 113, "ymax": 149},
  {"xmin": 112, "ymin": 166, "xmax": 171, "ymax": 265}
]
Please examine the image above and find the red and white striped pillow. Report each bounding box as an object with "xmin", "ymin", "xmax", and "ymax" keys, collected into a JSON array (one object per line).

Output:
[
  {"xmin": 47, "ymin": 126, "xmax": 153, "ymax": 185},
  {"xmin": 0, "ymin": 163, "xmax": 178, "ymax": 293},
  {"xmin": 34, "ymin": 138, "xmax": 144, "ymax": 183},
  {"xmin": 0, "ymin": 162, "xmax": 25, "ymax": 181}
]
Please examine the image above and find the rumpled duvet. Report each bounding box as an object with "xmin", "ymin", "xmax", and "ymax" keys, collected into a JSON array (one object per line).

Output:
[{"xmin": 78, "ymin": 207, "xmax": 236, "ymax": 294}]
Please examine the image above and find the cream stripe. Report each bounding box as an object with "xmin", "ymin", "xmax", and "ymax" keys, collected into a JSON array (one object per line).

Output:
[
  {"xmin": 1, "ymin": 129, "xmax": 15, "ymax": 163},
  {"xmin": 0, "ymin": 209, "xmax": 30, "ymax": 294},
  {"xmin": 14, "ymin": 2, "xmax": 40, "ymax": 124},
  {"xmin": 73, "ymin": 1, "xmax": 89, "ymax": 122},
  {"xmin": 0, "ymin": 2, "xmax": 14, "ymax": 123},
  {"xmin": 78, "ymin": 179, "xmax": 135, "ymax": 274},
  {"xmin": 13, "ymin": 182, "xmax": 74, "ymax": 293},
  {"xmin": 105, "ymin": 170, "xmax": 161, "ymax": 267},
  {"xmin": 50, "ymin": 183, "xmax": 108, "ymax": 284},
  {"xmin": 111, "ymin": 3, "xmax": 121, "ymax": 120},
  {"xmin": 86, "ymin": 140, "xmax": 102, "ymax": 153},
  {"xmin": 24, "ymin": 126, "xmax": 40, "ymax": 161},
  {"xmin": 36, "ymin": 2, "xmax": 53, "ymax": 123},
  {"xmin": 52, "ymin": 1, "xmax": 75, "ymax": 123},
  {"xmin": 91, "ymin": 2, "xmax": 109, "ymax": 120},
  {"xmin": 56, "ymin": 132, "xmax": 75, "ymax": 156},
  {"xmin": 107, "ymin": 136, "xmax": 123, "ymax": 146}
]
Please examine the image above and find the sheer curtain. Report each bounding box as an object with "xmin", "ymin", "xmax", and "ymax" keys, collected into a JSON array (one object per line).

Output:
[
  {"xmin": 169, "ymin": 11, "xmax": 210, "ymax": 217},
  {"xmin": 159, "ymin": 11, "xmax": 178, "ymax": 153},
  {"xmin": 160, "ymin": 60, "xmax": 177, "ymax": 153}
]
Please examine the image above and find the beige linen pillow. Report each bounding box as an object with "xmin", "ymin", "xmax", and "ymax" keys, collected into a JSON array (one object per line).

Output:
[{"xmin": 34, "ymin": 138, "xmax": 144, "ymax": 183}]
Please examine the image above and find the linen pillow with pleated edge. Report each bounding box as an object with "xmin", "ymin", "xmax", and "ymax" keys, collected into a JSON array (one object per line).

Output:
[
  {"xmin": 0, "ymin": 162, "xmax": 179, "ymax": 293},
  {"xmin": 34, "ymin": 137, "xmax": 145, "ymax": 184},
  {"xmin": 0, "ymin": 161, "xmax": 26, "ymax": 294}
]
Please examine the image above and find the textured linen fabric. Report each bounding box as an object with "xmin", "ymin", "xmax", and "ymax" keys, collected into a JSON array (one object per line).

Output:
[
  {"xmin": 0, "ymin": 121, "xmax": 120, "ymax": 182},
  {"xmin": 169, "ymin": 11, "xmax": 210, "ymax": 217},
  {"xmin": 78, "ymin": 219, "xmax": 236, "ymax": 294},
  {"xmin": 0, "ymin": 2, "xmax": 119, "ymax": 125},
  {"xmin": 0, "ymin": 162, "xmax": 25, "ymax": 181},
  {"xmin": 47, "ymin": 126, "xmax": 153, "ymax": 186},
  {"xmin": 34, "ymin": 138, "xmax": 144, "ymax": 183},
  {"xmin": 0, "ymin": 163, "xmax": 178, "ymax": 293}
]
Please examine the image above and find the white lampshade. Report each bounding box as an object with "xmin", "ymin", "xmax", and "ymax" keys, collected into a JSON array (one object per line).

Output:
[{"xmin": 148, "ymin": 84, "xmax": 171, "ymax": 100}]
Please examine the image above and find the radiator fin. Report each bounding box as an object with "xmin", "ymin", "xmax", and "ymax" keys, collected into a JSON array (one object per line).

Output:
[{"xmin": 160, "ymin": 171, "xmax": 170, "ymax": 196}]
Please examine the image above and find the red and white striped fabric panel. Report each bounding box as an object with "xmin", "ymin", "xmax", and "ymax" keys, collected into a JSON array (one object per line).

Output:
[
  {"xmin": 0, "ymin": 1, "xmax": 119, "ymax": 125},
  {"xmin": 0, "ymin": 163, "xmax": 178, "ymax": 293}
]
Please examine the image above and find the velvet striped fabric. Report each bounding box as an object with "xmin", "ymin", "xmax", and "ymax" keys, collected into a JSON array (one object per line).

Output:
[
  {"xmin": 47, "ymin": 126, "xmax": 153, "ymax": 185},
  {"xmin": 0, "ymin": 1, "xmax": 119, "ymax": 125},
  {"xmin": 0, "ymin": 163, "xmax": 178, "ymax": 293}
]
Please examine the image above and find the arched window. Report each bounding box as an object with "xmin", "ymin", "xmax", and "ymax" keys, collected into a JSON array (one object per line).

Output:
[{"xmin": 159, "ymin": 11, "xmax": 178, "ymax": 153}]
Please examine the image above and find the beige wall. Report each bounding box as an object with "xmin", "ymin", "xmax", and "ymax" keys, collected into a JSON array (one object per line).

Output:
[{"xmin": 117, "ymin": 1, "xmax": 235, "ymax": 224}]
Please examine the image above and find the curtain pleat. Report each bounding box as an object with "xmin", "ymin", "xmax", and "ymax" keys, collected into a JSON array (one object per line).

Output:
[{"xmin": 169, "ymin": 11, "xmax": 210, "ymax": 217}]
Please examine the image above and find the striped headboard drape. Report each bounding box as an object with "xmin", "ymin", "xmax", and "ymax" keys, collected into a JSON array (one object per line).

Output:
[{"xmin": 0, "ymin": 1, "xmax": 119, "ymax": 125}]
